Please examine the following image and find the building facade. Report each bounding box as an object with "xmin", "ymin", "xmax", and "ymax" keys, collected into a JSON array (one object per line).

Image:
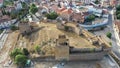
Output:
[
  {"xmin": 75, "ymin": 0, "xmax": 95, "ymax": 4},
  {"xmin": 114, "ymin": 20, "xmax": 120, "ymax": 45}
]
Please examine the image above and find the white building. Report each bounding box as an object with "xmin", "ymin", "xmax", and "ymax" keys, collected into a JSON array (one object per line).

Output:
[
  {"xmin": 0, "ymin": 19, "xmax": 17, "ymax": 29},
  {"xmin": 75, "ymin": 0, "xmax": 96, "ymax": 4},
  {"xmin": 0, "ymin": 0, "xmax": 3, "ymax": 7},
  {"xmin": 15, "ymin": 2, "xmax": 22, "ymax": 10},
  {"xmin": 21, "ymin": 0, "xmax": 29, "ymax": 2}
]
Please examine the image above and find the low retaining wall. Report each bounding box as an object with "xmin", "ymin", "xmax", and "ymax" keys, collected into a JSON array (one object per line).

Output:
[
  {"xmin": 42, "ymin": 19, "xmax": 57, "ymax": 23},
  {"xmin": 69, "ymin": 51, "xmax": 107, "ymax": 61},
  {"xmin": 70, "ymin": 47, "xmax": 103, "ymax": 53},
  {"xmin": 80, "ymin": 19, "xmax": 108, "ymax": 30},
  {"xmin": 32, "ymin": 51, "xmax": 108, "ymax": 61}
]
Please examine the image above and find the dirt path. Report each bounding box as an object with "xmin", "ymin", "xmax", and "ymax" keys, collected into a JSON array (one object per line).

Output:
[{"xmin": 0, "ymin": 31, "xmax": 19, "ymax": 66}]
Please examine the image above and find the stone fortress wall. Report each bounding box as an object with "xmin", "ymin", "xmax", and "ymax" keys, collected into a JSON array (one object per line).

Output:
[
  {"xmin": 69, "ymin": 51, "xmax": 107, "ymax": 61},
  {"xmin": 55, "ymin": 22, "xmax": 111, "ymax": 61},
  {"xmin": 34, "ymin": 19, "xmax": 111, "ymax": 61}
]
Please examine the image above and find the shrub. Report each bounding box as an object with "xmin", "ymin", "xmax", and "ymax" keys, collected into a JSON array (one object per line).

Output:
[
  {"xmin": 101, "ymin": 27, "xmax": 104, "ymax": 30},
  {"xmin": 10, "ymin": 48, "xmax": 23, "ymax": 59},
  {"xmin": 10, "ymin": 25, "xmax": 19, "ymax": 31},
  {"xmin": 117, "ymin": 14, "xmax": 120, "ymax": 19},
  {"xmin": 109, "ymin": 42, "xmax": 112, "ymax": 46},
  {"xmin": 29, "ymin": 4, "xmax": 38, "ymax": 14},
  {"xmin": 106, "ymin": 32, "xmax": 112, "ymax": 39},
  {"xmin": 116, "ymin": 5, "xmax": 120, "ymax": 11},
  {"xmin": 94, "ymin": 0, "xmax": 100, "ymax": 4},
  {"xmin": 22, "ymin": 48, "xmax": 29, "ymax": 56},
  {"xmin": 86, "ymin": 14, "xmax": 95, "ymax": 22},
  {"xmin": 116, "ymin": 11, "xmax": 120, "ymax": 15},
  {"xmin": 15, "ymin": 54, "xmax": 28, "ymax": 66},
  {"xmin": 34, "ymin": 45, "xmax": 41, "ymax": 54},
  {"xmin": 45, "ymin": 12, "xmax": 58, "ymax": 20}
]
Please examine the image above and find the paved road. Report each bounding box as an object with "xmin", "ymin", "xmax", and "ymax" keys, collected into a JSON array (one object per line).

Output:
[
  {"xmin": 92, "ymin": 9, "xmax": 120, "ymax": 68},
  {"xmin": 0, "ymin": 30, "xmax": 8, "ymax": 50},
  {"xmin": 34, "ymin": 56, "xmax": 117, "ymax": 68},
  {"xmin": 110, "ymin": 9, "xmax": 120, "ymax": 59},
  {"xmin": 93, "ymin": 8, "xmax": 120, "ymax": 60}
]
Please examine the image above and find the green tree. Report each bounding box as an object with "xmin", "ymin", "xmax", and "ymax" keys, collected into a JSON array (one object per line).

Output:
[
  {"xmin": 21, "ymin": 2, "xmax": 27, "ymax": 8},
  {"xmin": 31, "ymin": 4, "xmax": 36, "ymax": 7},
  {"xmin": 15, "ymin": 54, "xmax": 28, "ymax": 66},
  {"xmin": 22, "ymin": 48, "xmax": 29, "ymax": 56},
  {"xmin": 116, "ymin": 11, "xmax": 120, "ymax": 15},
  {"xmin": 10, "ymin": 25, "xmax": 18, "ymax": 31},
  {"xmin": 116, "ymin": 5, "xmax": 120, "ymax": 20},
  {"xmin": 10, "ymin": 48, "xmax": 23, "ymax": 59},
  {"xmin": 10, "ymin": 12, "xmax": 16, "ymax": 19},
  {"xmin": 29, "ymin": 4, "xmax": 38, "ymax": 14},
  {"xmin": 45, "ymin": 12, "xmax": 58, "ymax": 20},
  {"xmin": 116, "ymin": 5, "xmax": 120, "ymax": 11},
  {"xmin": 94, "ymin": 0, "xmax": 99, "ymax": 4},
  {"xmin": 109, "ymin": 42, "xmax": 112, "ymax": 46},
  {"xmin": 106, "ymin": 32, "xmax": 112, "ymax": 39},
  {"xmin": 34, "ymin": 45, "xmax": 40, "ymax": 54},
  {"xmin": 117, "ymin": 14, "xmax": 120, "ymax": 19},
  {"xmin": 86, "ymin": 14, "xmax": 95, "ymax": 22}
]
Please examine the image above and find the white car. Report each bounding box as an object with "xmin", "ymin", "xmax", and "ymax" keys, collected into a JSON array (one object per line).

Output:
[
  {"xmin": 8, "ymin": 60, "xmax": 12, "ymax": 65},
  {"xmin": 61, "ymin": 63, "xmax": 65, "ymax": 66}
]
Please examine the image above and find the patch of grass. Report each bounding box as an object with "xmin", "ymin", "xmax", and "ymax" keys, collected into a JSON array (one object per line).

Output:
[{"xmin": 109, "ymin": 42, "xmax": 112, "ymax": 46}]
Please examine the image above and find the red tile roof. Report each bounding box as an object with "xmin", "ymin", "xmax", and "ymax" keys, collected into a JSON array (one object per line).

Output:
[
  {"xmin": 59, "ymin": 7, "xmax": 66, "ymax": 12},
  {"xmin": 51, "ymin": 5, "xmax": 59, "ymax": 12},
  {"xmin": 115, "ymin": 20, "xmax": 120, "ymax": 30},
  {"xmin": 115, "ymin": 20, "xmax": 120, "ymax": 24},
  {"xmin": 0, "ymin": 15, "xmax": 11, "ymax": 23},
  {"xmin": 57, "ymin": 8, "xmax": 73, "ymax": 15},
  {"xmin": 0, "ymin": 0, "xmax": 3, "ymax": 3}
]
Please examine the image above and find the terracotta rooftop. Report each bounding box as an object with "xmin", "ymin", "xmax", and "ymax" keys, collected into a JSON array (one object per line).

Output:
[
  {"xmin": 58, "ymin": 7, "xmax": 66, "ymax": 12},
  {"xmin": 50, "ymin": 4, "xmax": 59, "ymax": 12},
  {"xmin": 5, "ymin": 6, "xmax": 15, "ymax": 11},
  {"xmin": 115, "ymin": 20, "xmax": 120, "ymax": 30},
  {"xmin": 75, "ymin": 1, "xmax": 83, "ymax": 6},
  {"xmin": 0, "ymin": 15, "xmax": 11, "ymax": 23},
  {"xmin": 58, "ymin": 8, "xmax": 73, "ymax": 15},
  {"xmin": 0, "ymin": 0, "xmax": 3, "ymax": 3}
]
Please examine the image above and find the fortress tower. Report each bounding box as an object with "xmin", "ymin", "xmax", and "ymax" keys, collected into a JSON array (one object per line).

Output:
[{"xmin": 55, "ymin": 35, "xmax": 70, "ymax": 61}]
